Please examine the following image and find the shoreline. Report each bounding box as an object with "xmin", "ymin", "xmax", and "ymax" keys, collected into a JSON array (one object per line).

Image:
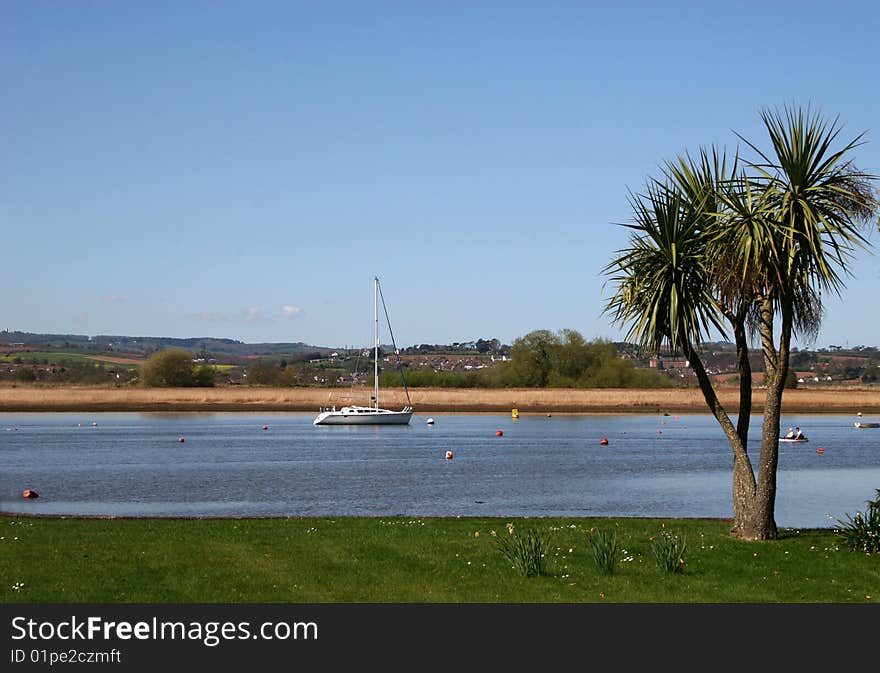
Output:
[{"xmin": 1, "ymin": 384, "xmax": 878, "ymax": 414}]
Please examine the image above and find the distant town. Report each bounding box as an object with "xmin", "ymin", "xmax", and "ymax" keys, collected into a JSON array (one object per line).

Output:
[{"xmin": 1, "ymin": 329, "xmax": 878, "ymax": 388}]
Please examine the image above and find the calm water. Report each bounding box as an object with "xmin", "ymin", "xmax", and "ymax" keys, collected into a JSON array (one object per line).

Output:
[{"xmin": 1, "ymin": 411, "xmax": 878, "ymax": 528}]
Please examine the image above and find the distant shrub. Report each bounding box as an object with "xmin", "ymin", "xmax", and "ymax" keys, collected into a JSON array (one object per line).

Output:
[
  {"xmin": 193, "ymin": 364, "xmax": 216, "ymax": 387},
  {"xmin": 140, "ymin": 348, "xmax": 213, "ymax": 387},
  {"xmin": 14, "ymin": 368, "xmax": 36, "ymax": 382},
  {"xmin": 246, "ymin": 360, "xmax": 283, "ymax": 385}
]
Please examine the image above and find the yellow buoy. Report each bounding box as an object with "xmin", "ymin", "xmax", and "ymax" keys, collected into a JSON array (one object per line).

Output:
[{"xmin": 511, "ymin": 408, "xmax": 519, "ymax": 419}]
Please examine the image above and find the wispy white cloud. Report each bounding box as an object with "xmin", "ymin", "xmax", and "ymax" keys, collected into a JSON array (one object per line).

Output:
[
  {"xmin": 282, "ymin": 305, "xmax": 301, "ymax": 318},
  {"xmin": 185, "ymin": 311, "xmax": 228, "ymax": 322},
  {"xmin": 187, "ymin": 307, "xmax": 282, "ymax": 324}
]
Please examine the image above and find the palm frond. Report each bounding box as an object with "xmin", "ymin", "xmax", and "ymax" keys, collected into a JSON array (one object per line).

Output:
[{"xmin": 603, "ymin": 180, "xmax": 725, "ymax": 353}]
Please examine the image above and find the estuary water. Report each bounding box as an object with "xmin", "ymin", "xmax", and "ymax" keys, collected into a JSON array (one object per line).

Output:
[{"xmin": 1, "ymin": 411, "xmax": 878, "ymax": 528}]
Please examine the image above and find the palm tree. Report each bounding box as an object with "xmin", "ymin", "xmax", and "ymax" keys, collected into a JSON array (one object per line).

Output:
[{"xmin": 604, "ymin": 105, "xmax": 878, "ymax": 540}]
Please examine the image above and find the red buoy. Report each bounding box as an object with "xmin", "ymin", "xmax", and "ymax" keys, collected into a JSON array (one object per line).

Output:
[
  {"xmin": 496, "ymin": 430, "xmax": 503, "ymax": 437},
  {"xmin": 445, "ymin": 450, "xmax": 453, "ymax": 460},
  {"xmin": 600, "ymin": 437, "xmax": 609, "ymax": 445},
  {"xmin": 817, "ymin": 447, "xmax": 825, "ymax": 454},
  {"xmin": 22, "ymin": 489, "xmax": 39, "ymax": 499},
  {"xmin": 262, "ymin": 425, "xmax": 268, "ymax": 430},
  {"xmin": 178, "ymin": 437, "xmax": 185, "ymax": 443}
]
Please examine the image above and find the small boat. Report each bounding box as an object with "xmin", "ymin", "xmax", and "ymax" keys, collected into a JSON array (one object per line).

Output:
[
  {"xmin": 854, "ymin": 422, "xmax": 880, "ymax": 429},
  {"xmin": 779, "ymin": 436, "xmax": 809, "ymax": 443},
  {"xmin": 313, "ymin": 277, "xmax": 413, "ymax": 426}
]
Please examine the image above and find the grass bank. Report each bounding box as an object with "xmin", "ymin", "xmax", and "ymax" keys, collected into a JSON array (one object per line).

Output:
[
  {"xmin": 1, "ymin": 515, "xmax": 876, "ymax": 603},
  {"xmin": 3, "ymin": 384, "xmax": 880, "ymax": 413}
]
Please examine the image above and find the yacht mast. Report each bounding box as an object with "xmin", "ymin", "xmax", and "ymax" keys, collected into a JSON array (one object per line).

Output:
[{"xmin": 373, "ymin": 276, "xmax": 379, "ymax": 410}]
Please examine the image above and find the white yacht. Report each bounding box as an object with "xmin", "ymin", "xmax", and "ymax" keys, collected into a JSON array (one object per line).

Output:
[{"xmin": 314, "ymin": 277, "xmax": 413, "ymax": 426}]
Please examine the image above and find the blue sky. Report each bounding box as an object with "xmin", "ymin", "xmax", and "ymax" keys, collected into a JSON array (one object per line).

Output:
[{"xmin": 3, "ymin": 1, "xmax": 879, "ymax": 350}]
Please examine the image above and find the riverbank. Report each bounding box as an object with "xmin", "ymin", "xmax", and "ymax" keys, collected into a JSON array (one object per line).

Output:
[{"xmin": 1, "ymin": 384, "xmax": 879, "ymax": 413}]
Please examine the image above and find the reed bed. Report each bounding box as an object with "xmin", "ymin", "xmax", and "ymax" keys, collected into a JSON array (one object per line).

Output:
[{"xmin": 2, "ymin": 384, "xmax": 880, "ymax": 413}]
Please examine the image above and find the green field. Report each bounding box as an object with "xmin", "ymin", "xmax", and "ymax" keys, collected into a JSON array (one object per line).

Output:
[
  {"xmin": 1, "ymin": 516, "xmax": 876, "ymax": 603},
  {"xmin": 0, "ymin": 351, "xmax": 137, "ymax": 366}
]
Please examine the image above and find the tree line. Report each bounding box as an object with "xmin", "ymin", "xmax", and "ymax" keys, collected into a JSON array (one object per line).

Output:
[
  {"xmin": 380, "ymin": 330, "xmax": 673, "ymax": 389},
  {"xmin": 126, "ymin": 331, "xmax": 674, "ymax": 390}
]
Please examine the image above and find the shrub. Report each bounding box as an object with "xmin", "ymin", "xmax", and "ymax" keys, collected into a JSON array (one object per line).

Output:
[
  {"xmin": 494, "ymin": 523, "xmax": 551, "ymax": 577},
  {"xmin": 588, "ymin": 528, "xmax": 618, "ymax": 574},
  {"xmin": 835, "ymin": 489, "xmax": 880, "ymax": 554},
  {"xmin": 14, "ymin": 368, "xmax": 36, "ymax": 382},
  {"xmin": 140, "ymin": 349, "xmax": 200, "ymax": 387},
  {"xmin": 193, "ymin": 364, "xmax": 216, "ymax": 387},
  {"xmin": 246, "ymin": 360, "xmax": 282, "ymax": 385},
  {"xmin": 652, "ymin": 530, "xmax": 687, "ymax": 573}
]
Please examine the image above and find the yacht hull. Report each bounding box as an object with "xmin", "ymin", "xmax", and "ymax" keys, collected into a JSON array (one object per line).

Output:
[{"xmin": 314, "ymin": 407, "xmax": 413, "ymax": 426}]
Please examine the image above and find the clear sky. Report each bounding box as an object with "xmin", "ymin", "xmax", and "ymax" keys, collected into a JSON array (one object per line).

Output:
[{"xmin": 3, "ymin": 1, "xmax": 879, "ymax": 350}]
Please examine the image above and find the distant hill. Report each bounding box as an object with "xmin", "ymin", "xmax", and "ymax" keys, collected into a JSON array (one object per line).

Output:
[{"xmin": 0, "ymin": 331, "xmax": 334, "ymax": 357}]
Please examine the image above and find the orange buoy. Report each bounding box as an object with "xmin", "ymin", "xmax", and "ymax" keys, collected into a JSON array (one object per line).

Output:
[
  {"xmin": 22, "ymin": 489, "xmax": 39, "ymax": 499},
  {"xmin": 262, "ymin": 425, "xmax": 268, "ymax": 430},
  {"xmin": 445, "ymin": 450, "xmax": 453, "ymax": 460},
  {"xmin": 599, "ymin": 437, "xmax": 609, "ymax": 445},
  {"xmin": 178, "ymin": 437, "xmax": 185, "ymax": 443},
  {"xmin": 496, "ymin": 430, "xmax": 503, "ymax": 437}
]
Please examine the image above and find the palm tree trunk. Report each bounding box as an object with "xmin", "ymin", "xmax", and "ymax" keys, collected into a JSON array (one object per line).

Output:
[
  {"xmin": 735, "ymin": 294, "xmax": 787, "ymax": 540},
  {"xmin": 682, "ymin": 343, "xmax": 759, "ymax": 537},
  {"xmin": 732, "ymin": 311, "xmax": 752, "ymax": 444},
  {"xmin": 727, "ymin": 310, "xmax": 759, "ymax": 538}
]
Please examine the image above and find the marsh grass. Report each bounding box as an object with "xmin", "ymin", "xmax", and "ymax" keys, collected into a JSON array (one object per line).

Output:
[{"xmin": 3, "ymin": 384, "xmax": 880, "ymax": 413}]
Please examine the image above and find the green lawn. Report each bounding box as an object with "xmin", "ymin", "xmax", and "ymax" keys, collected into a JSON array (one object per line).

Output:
[{"xmin": 1, "ymin": 516, "xmax": 877, "ymax": 603}]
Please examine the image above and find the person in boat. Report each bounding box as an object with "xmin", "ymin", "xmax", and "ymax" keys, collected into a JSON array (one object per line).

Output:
[
  {"xmin": 795, "ymin": 427, "xmax": 804, "ymax": 439},
  {"xmin": 784, "ymin": 427, "xmax": 795, "ymax": 439}
]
